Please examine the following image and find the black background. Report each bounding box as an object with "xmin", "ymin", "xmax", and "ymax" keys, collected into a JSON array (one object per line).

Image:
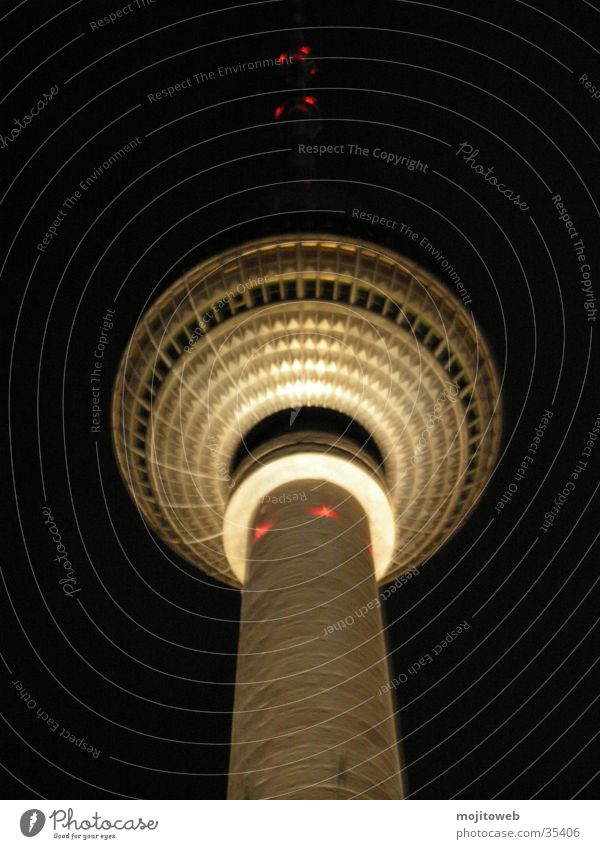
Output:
[{"xmin": 3, "ymin": 0, "xmax": 599, "ymax": 799}]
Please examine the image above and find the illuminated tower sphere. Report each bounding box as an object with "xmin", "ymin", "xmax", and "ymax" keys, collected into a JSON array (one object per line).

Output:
[{"xmin": 112, "ymin": 235, "xmax": 502, "ymax": 799}]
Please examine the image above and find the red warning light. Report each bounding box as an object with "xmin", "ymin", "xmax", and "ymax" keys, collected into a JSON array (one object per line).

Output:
[
  {"xmin": 309, "ymin": 505, "xmax": 339, "ymax": 519},
  {"xmin": 274, "ymin": 95, "xmax": 320, "ymax": 122},
  {"xmin": 281, "ymin": 46, "xmax": 312, "ymax": 63},
  {"xmin": 253, "ymin": 520, "xmax": 274, "ymax": 541},
  {"xmin": 277, "ymin": 45, "xmax": 317, "ymax": 76}
]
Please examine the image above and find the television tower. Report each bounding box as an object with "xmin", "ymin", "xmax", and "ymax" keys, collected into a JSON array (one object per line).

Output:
[{"xmin": 112, "ymin": 234, "xmax": 502, "ymax": 798}]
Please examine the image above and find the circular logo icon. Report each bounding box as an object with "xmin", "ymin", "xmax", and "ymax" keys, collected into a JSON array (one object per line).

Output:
[{"xmin": 19, "ymin": 810, "xmax": 45, "ymax": 837}]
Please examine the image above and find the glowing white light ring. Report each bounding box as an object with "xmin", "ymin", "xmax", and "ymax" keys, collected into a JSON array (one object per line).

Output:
[{"xmin": 223, "ymin": 452, "xmax": 396, "ymax": 584}]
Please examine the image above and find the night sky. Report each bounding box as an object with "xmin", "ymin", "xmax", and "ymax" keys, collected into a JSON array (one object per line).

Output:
[{"xmin": 3, "ymin": 0, "xmax": 600, "ymax": 799}]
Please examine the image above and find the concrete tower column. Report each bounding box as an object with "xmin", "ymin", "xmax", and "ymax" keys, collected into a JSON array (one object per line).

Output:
[{"xmin": 227, "ymin": 479, "xmax": 403, "ymax": 800}]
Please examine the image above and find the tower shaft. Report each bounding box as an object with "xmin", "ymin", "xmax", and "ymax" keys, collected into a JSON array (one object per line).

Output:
[{"xmin": 227, "ymin": 480, "xmax": 403, "ymax": 799}]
